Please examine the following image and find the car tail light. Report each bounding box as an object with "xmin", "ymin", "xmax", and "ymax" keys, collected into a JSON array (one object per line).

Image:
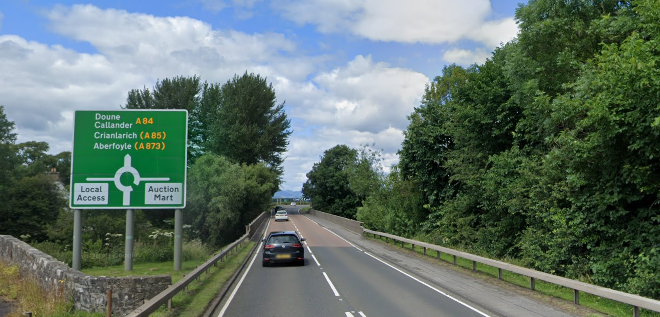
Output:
[
  {"xmin": 265, "ymin": 245, "xmax": 275, "ymax": 250},
  {"xmin": 292, "ymin": 243, "xmax": 302, "ymax": 248}
]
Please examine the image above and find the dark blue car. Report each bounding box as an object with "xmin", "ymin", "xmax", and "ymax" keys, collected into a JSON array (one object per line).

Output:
[{"xmin": 262, "ymin": 231, "xmax": 306, "ymax": 267}]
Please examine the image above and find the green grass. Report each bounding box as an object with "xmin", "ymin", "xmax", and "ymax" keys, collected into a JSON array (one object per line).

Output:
[
  {"xmin": 0, "ymin": 261, "xmax": 104, "ymax": 317},
  {"xmin": 83, "ymin": 241, "xmax": 255, "ymax": 316},
  {"xmin": 365, "ymin": 233, "xmax": 660, "ymax": 317},
  {"xmin": 148, "ymin": 241, "xmax": 255, "ymax": 317},
  {"xmin": 83, "ymin": 258, "xmax": 208, "ymax": 284}
]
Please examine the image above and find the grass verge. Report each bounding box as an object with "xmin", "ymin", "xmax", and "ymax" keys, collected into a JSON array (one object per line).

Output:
[
  {"xmin": 0, "ymin": 261, "xmax": 104, "ymax": 317},
  {"xmin": 149, "ymin": 241, "xmax": 255, "ymax": 317},
  {"xmin": 365, "ymin": 233, "xmax": 660, "ymax": 317},
  {"xmin": 84, "ymin": 241, "xmax": 255, "ymax": 317}
]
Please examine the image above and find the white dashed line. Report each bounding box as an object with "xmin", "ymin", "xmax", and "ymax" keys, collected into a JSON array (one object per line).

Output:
[{"xmin": 322, "ymin": 272, "xmax": 340, "ymax": 296}]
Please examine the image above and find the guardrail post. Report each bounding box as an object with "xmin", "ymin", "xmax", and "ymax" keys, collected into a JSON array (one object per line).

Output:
[
  {"xmin": 453, "ymin": 255, "xmax": 457, "ymax": 265},
  {"xmin": 574, "ymin": 289, "xmax": 579, "ymax": 304},
  {"xmin": 634, "ymin": 306, "xmax": 640, "ymax": 317},
  {"xmin": 402, "ymin": 241, "xmax": 404, "ymax": 248},
  {"xmin": 423, "ymin": 247, "xmax": 427, "ymax": 255},
  {"xmin": 498, "ymin": 268, "xmax": 503, "ymax": 279},
  {"xmin": 437, "ymin": 251, "xmax": 440, "ymax": 260},
  {"xmin": 168, "ymin": 298, "xmax": 172, "ymax": 310},
  {"xmin": 386, "ymin": 237, "xmax": 389, "ymax": 243},
  {"xmin": 412, "ymin": 244, "xmax": 415, "ymax": 251},
  {"xmin": 530, "ymin": 277, "xmax": 535, "ymax": 290},
  {"xmin": 473, "ymin": 261, "xmax": 477, "ymax": 271}
]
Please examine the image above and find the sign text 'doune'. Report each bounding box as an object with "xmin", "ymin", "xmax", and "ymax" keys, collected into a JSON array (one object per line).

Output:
[{"xmin": 70, "ymin": 110, "xmax": 188, "ymax": 209}]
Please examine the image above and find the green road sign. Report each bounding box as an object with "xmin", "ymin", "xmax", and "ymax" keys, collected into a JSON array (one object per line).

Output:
[{"xmin": 70, "ymin": 110, "xmax": 188, "ymax": 209}]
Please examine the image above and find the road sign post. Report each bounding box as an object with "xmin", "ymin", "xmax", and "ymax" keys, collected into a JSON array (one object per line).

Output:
[{"xmin": 70, "ymin": 110, "xmax": 188, "ymax": 270}]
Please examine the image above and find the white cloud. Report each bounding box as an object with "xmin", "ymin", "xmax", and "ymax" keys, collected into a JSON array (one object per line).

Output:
[
  {"xmin": 278, "ymin": 55, "xmax": 428, "ymax": 133},
  {"xmin": 467, "ymin": 17, "xmax": 518, "ymax": 48},
  {"xmin": 1, "ymin": 4, "xmax": 431, "ymax": 192},
  {"xmin": 442, "ymin": 48, "xmax": 491, "ymax": 65},
  {"xmin": 276, "ymin": 55, "xmax": 428, "ymax": 190},
  {"xmin": 1, "ymin": 5, "xmax": 308, "ymax": 153},
  {"xmin": 275, "ymin": 0, "xmax": 518, "ymax": 47}
]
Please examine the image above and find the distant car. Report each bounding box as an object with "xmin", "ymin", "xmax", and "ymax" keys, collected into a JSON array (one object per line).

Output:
[
  {"xmin": 274, "ymin": 210, "xmax": 288, "ymax": 221},
  {"xmin": 291, "ymin": 202, "xmax": 296, "ymax": 206},
  {"xmin": 262, "ymin": 231, "xmax": 305, "ymax": 266}
]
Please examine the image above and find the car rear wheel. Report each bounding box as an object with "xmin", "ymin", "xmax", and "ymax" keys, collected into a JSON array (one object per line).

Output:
[{"xmin": 262, "ymin": 261, "xmax": 269, "ymax": 267}]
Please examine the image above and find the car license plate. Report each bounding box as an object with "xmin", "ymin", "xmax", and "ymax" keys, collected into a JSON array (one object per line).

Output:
[{"xmin": 276, "ymin": 254, "xmax": 290, "ymax": 259}]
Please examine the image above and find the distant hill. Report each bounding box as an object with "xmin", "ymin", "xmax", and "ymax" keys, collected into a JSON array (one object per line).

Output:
[{"xmin": 273, "ymin": 190, "xmax": 303, "ymax": 199}]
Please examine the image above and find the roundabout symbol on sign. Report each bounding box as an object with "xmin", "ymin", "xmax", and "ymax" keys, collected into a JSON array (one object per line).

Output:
[{"xmin": 87, "ymin": 154, "xmax": 170, "ymax": 205}]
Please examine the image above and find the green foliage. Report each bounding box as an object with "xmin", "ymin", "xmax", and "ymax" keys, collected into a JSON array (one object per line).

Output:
[
  {"xmin": 241, "ymin": 163, "xmax": 278, "ymax": 224},
  {"xmin": 122, "ymin": 73, "xmax": 291, "ymax": 182},
  {"xmin": 303, "ymin": 145, "xmax": 361, "ymax": 219},
  {"xmin": 208, "ymin": 72, "xmax": 292, "ymax": 179},
  {"xmin": 391, "ymin": 0, "xmax": 660, "ymax": 299},
  {"xmin": 357, "ymin": 166, "xmax": 424, "ymax": 237},
  {"xmin": 1, "ymin": 175, "xmax": 64, "ymax": 241},
  {"xmin": 185, "ymin": 154, "xmax": 246, "ymax": 247}
]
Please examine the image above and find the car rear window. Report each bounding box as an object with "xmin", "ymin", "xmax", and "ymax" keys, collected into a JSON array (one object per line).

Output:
[
  {"xmin": 276, "ymin": 211, "xmax": 286, "ymax": 215},
  {"xmin": 268, "ymin": 235, "xmax": 299, "ymax": 244}
]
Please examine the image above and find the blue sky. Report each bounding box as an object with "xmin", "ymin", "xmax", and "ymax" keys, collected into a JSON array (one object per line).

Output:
[{"xmin": 0, "ymin": 0, "xmax": 523, "ymax": 191}]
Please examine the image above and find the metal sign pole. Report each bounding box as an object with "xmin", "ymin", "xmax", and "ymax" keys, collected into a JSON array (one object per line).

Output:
[
  {"xmin": 125, "ymin": 209, "xmax": 134, "ymax": 271},
  {"xmin": 174, "ymin": 209, "xmax": 182, "ymax": 271},
  {"xmin": 73, "ymin": 209, "xmax": 82, "ymax": 270}
]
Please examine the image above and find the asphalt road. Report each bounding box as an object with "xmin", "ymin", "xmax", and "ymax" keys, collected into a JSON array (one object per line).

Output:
[{"xmin": 215, "ymin": 207, "xmax": 494, "ymax": 317}]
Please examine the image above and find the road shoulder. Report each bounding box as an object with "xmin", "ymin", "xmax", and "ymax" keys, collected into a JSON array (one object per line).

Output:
[{"xmin": 304, "ymin": 214, "xmax": 604, "ymax": 317}]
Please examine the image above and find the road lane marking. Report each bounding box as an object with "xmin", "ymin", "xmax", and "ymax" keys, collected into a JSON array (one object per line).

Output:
[
  {"xmin": 217, "ymin": 221, "xmax": 271, "ymax": 317},
  {"xmin": 310, "ymin": 252, "xmax": 321, "ymax": 266},
  {"xmin": 358, "ymin": 312, "xmax": 367, "ymax": 317},
  {"xmin": 345, "ymin": 312, "xmax": 367, "ymax": 317},
  {"xmin": 345, "ymin": 313, "xmax": 353, "ymax": 317},
  {"xmin": 363, "ymin": 252, "xmax": 490, "ymax": 317},
  {"xmin": 322, "ymin": 272, "xmax": 340, "ymax": 296}
]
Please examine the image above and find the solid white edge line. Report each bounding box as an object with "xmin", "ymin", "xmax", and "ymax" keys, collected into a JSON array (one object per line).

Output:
[
  {"xmin": 301, "ymin": 214, "xmax": 363, "ymax": 252},
  {"xmin": 217, "ymin": 221, "xmax": 271, "ymax": 317},
  {"xmin": 322, "ymin": 272, "xmax": 340, "ymax": 296},
  {"xmin": 363, "ymin": 252, "xmax": 490, "ymax": 317}
]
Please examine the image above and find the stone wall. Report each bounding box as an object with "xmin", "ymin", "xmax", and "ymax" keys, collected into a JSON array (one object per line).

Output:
[{"xmin": 0, "ymin": 235, "xmax": 171, "ymax": 316}]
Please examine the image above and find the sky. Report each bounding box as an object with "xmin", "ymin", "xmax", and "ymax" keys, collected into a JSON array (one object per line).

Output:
[{"xmin": 0, "ymin": 0, "xmax": 523, "ymax": 192}]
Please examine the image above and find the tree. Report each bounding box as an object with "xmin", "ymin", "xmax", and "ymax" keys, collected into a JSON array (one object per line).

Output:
[
  {"xmin": 124, "ymin": 76, "xmax": 204, "ymax": 165},
  {"xmin": 0, "ymin": 106, "xmax": 18, "ymax": 215},
  {"xmin": 241, "ymin": 163, "xmax": 279, "ymax": 224},
  {"xmin": 208, "ymin": 72, "xmax": 291, "ymax": 179},
  {"xmin": 347, "ymin": 144, "xmax": 385, "ymax": 202},
  {"xmin": 2, "ymin": 175, "xmax": 65, "ymax": 241},
  {"xmin": 185, "ymin": 154, "xmax": 246, "ymax": 247},
  {"xmin": 357, "ymin": 166, "xmax": 424, "ymax": 237},
  {"xmin": 53, "ymin": 151, "xmax": 71, "ymax": 186},
  {"xmin": 303, "ymin": 145, "xmax": 361, "ymax": 219}
]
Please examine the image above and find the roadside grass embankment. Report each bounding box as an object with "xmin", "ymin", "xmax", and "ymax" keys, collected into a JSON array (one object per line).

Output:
[
  {"xmin": 366, "ymin": 233, "xmax": 660, "ymax": 317},
  {"xmin": 82, "ymin": 240, "xmax": 255, "ymax": 316},
  {"xmin": 0, "ymin": 261, "xmax": 104, "ymax": 317},
  {"xmin": 0, "ymin": 238, "xmax": 253, "ymax": 317}
]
